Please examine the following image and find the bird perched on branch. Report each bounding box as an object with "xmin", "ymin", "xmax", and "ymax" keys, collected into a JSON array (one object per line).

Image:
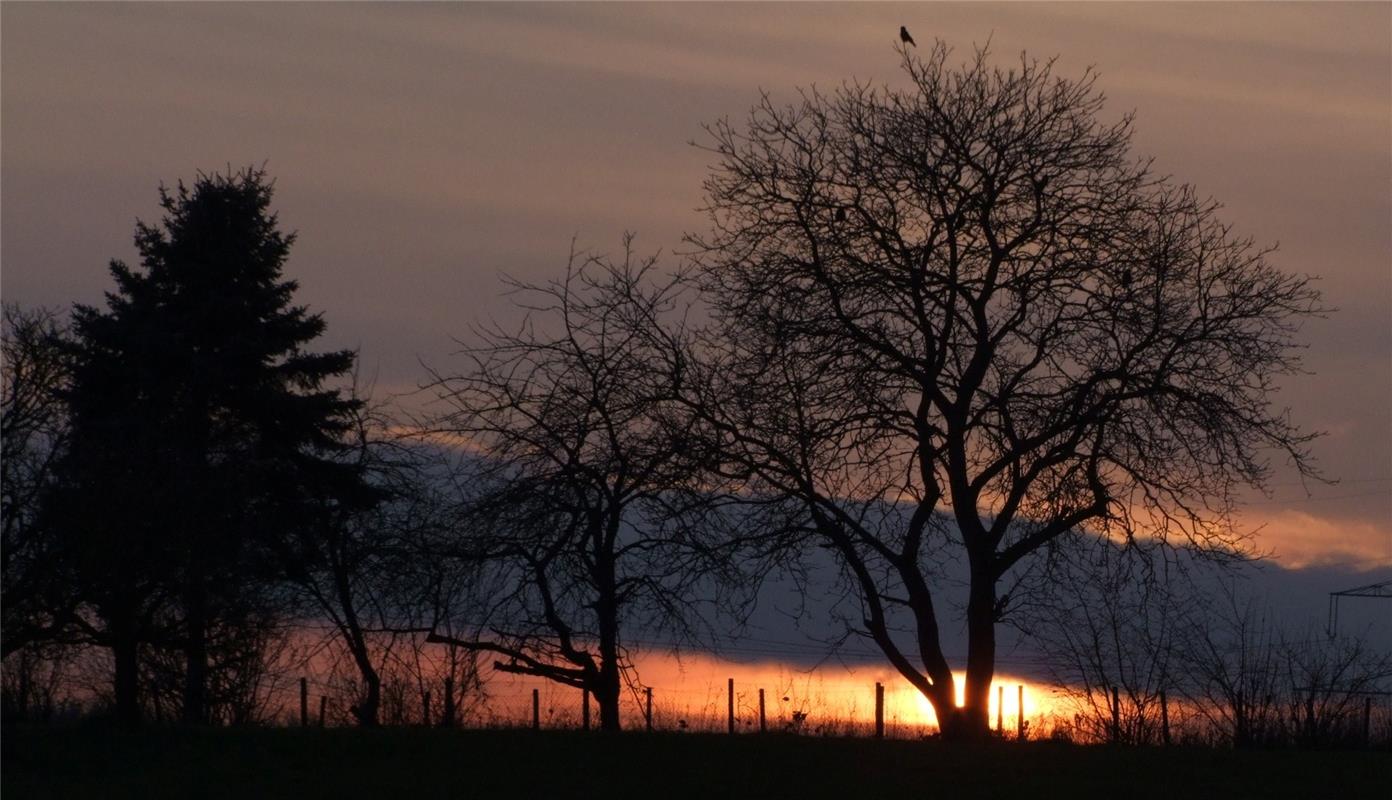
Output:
[{"xmin": 900, "ymin": 26, "xmax": 917, "ymax": 47}]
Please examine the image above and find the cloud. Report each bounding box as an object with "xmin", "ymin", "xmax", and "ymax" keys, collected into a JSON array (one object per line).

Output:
[
  {"xmin": 4, "ymin": 2, "xmax": 1388, "ymax": 563},
  {"xmin": 1243, "ymin": 508, "xmax": 1392, "ymax": 570}
]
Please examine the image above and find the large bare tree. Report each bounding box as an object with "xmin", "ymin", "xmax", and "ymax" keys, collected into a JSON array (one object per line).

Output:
[{"xmin": 685, "ymin": 43, "xmax": 1322, "ymax": 739}]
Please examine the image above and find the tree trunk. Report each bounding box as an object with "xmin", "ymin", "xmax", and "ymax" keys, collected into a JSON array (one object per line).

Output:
[
  {"xmin": 182, "ymin": 571, "xmax": 208, "ymax": 725},
  {"xmin": 331, "ymin": 547, "xmax": 381, "ymax": 728},
  {"xmin": 594, "ymin": 526, "xmax": 622, "ymax": 732},
  {"xmin": 111, "ymin": 615, "xmax": 141, "ymax": 727},
  {"xmin": 353, "ymin": 669, "xmax": 381, "ymax": 727},
  {"xmin": 594, "ymin": 670, "xmax": 621, "ymax": 732},
  {"xmin": 595, "ymin": 599, "xmax": 622, "ymax": 732},
  {"xmin": 925, "ymin": 682, "xmax": 961, "ymax": 739},
  {"xmin": 953, "ymin": 564, "xmax": 997, "ymax": 741}
]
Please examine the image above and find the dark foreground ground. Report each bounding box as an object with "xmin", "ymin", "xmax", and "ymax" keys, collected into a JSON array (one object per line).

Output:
[{"xmin": 4, "ymin": 726, "xmax": 1389, "ymax": 800}]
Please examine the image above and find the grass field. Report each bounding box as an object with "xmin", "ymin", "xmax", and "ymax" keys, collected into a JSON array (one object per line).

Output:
[{"xmin": 4, "ymin": 726, "xmax": 1389, "ymax": 800}]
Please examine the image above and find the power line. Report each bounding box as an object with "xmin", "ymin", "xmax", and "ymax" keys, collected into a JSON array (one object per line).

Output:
[
  {"xmin": 1245, "ymin": 489, "xmax": 1391, "ymax": 507},
  {"xmin": 1263, "ymin": 476, "xmax": 1390, "ymax": 488}
]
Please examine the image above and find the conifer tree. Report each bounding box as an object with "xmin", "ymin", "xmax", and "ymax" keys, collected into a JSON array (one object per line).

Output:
[{"xmin": 51, "ymin": 167, "xmax": 370, "ymax": 724}]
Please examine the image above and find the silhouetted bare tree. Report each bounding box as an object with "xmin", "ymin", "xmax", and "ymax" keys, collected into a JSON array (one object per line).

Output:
[
  {"xmin": 1176, "ymin": 583, "xmax": 1392, "ymax": 748},
  {"xmin": 1019, "ymin": 541, "xmax": 1194, "ymax": 744},
  {"xmin": 1, "ymin": 304, "xmax": 74, "ymax": 659},
  {"xmin": 424, "ymin": 238, "xmax": 733, "ymax": 731},
  {"xmin": 1277, "ymin": 625, "xmax": 1392, "ymax": 748},
  {"xmin": 0, "ymin": 305, "xmax": 89, "ymax": 721},
  {"xmin": 276, "ymin": 390, "xmax": 464, "ymax": 727},
  {"xmin": 686, "ymin": 42, "xmax": 1323, "ymax": 739}
]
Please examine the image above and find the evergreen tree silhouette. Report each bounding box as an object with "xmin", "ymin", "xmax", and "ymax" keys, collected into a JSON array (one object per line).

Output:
[{"xmin": 50, "ymin": 167, "xmax": 371, "ymax": 725}]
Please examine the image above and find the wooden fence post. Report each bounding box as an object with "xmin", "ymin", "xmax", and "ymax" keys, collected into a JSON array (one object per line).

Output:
[
  {"xmin": 442, "ymin": 676, "xmax": 456, "ymax": 728},
  {"xmin": 758, "ymin": 688, "xmax": 766, "ymax": 733},
  {"xmin": 1017, "ymin": 685, "xmax": 1024, "ymax": 740},
  {"xmin": 1160, "ymin": 690, "xmax": 1170, "ymax": 746},
  {"xmin": 729, "ymin": 678, "xmax": 740, "ymax": 734},
  {"xmin": 1363, "ymin": 697, "xmax": 1372, "ymax": 748},
  {"xmin": 727, "ymin": 678, "xmax": 735, "ymax": 734},
  {"xmin": 875, "ymin": 682, "xmax": 885, "ymax": 739},
  {"xmin": 1304, "ymin": 689, "xmax": 1316, "ymax": 745},
  {"xmin": 422, "ymin": 690, "xmax": 432, "ymax": 727},
  {"xmin": 582, "ymin": 687, "xmax": 591, "ymax": 731},
  {"xmin": 646, "ymin": 687, "xmax": 653, "ymax": 732},
  {"xmin": 532, "ymin": 688, "xmax": 540, "ymax": 731},
  {"xmin": 1110, "ymin": 686, "xmax": 1121, "ymax": 744},
  {"xmin": 1235, "ymin": 689, "xmax": 1245, "ymax": 747},
  {"xmin": 318, "ymin": 695, "xmax": 326, "ymax": 728},
  {"xmin": 300, "ymin": 677, "xmax": 309, "ymax": 727},
  {"xmin": 996, "ymin": 685, "xmax": 1003, "ymax": 733}
]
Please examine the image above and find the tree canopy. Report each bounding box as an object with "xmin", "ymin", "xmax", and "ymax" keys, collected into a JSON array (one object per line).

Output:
[
  {"xmin": 48, "ymin": 167, "xmax": 371, "ymax": 724},
  {"xmin": 686, "ymin": 43, "xmax": 1322, "ymax": 738},
  {"xmin": 424, "ymin": 239, "xmax": 734, "ymax": 731}
]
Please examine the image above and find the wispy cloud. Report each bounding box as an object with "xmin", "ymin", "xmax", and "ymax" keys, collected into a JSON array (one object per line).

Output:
[{"xmin": 4, "ymin": 2, "xmax": 1388, "ymax": 570}]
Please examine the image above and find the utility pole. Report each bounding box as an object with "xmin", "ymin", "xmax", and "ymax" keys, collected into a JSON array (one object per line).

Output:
[{"xmin": 1326, "ymin": 580, "xmax": 1391, "ymax": 635}]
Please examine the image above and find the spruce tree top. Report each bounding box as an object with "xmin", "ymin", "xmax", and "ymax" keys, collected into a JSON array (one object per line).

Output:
[
  {"xmin": 71, "ymin": 170, "xmax": 359, "ymax": 461},
  {"xmin": 64, "ymin": 167, "xmax": 367, "ymax": 530}
]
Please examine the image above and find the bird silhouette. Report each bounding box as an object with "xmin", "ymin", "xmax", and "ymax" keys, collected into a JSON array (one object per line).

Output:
[
  {"xmin": 900, "ymin": 26, "xmax": 917, "ymax": 47},
  {"xmin": 835, "ymin": 207, "xmax": 848, "ymax": 222},
  {"xmin": 1120, "ymin": 268, "xmax": 1133, "ymax": 288}
]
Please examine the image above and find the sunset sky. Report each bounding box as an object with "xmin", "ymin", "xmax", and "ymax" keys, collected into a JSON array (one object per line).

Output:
[{"xmin": 4, "ymin": 2, "xmax": 1389, "ymax": 582}]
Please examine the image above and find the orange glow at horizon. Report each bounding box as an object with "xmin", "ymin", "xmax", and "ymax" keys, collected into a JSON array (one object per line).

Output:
[{"xmin": 477, "ymin": 650, "xmax": 1052, "ymax": 734}]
